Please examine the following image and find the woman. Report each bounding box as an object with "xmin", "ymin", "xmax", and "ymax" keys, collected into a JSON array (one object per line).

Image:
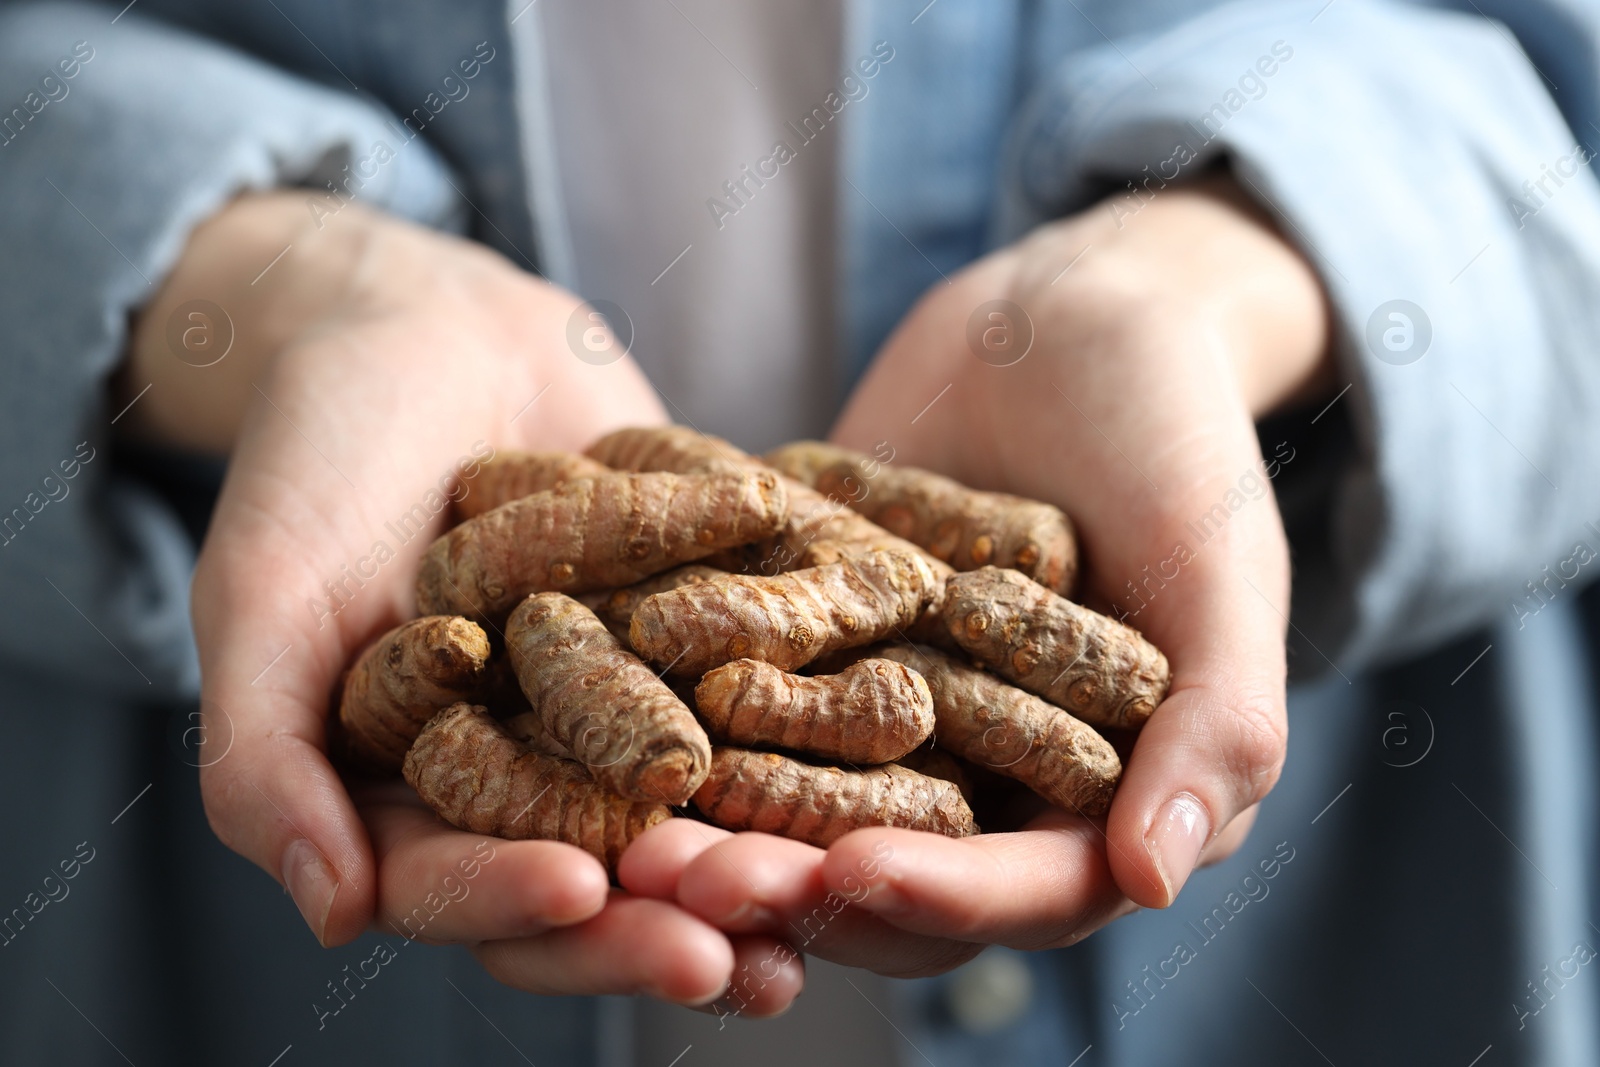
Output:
[{"xmin": 2, "ymin": 1, "xmax": 1596, "ymax": 1063}]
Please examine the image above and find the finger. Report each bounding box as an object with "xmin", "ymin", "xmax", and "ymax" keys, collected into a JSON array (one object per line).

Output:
[
  {"xmin": 196, "ymin": 655, "xmax": 375, "ymax": 946},
  {"xmin": 676, "ymin": 831, "xmax": 985, "ymax": 976},
  {"xmin": 1104, "ymin": 530, "xmax": 1289, "ymax": 910},
  {"xmin": 472, "ymin": 893, "xmax": 735, "ymax": 1003},
  {"xmin": 1201, "ymin": 804, "xmax": 1258, "ymax": 868},
  {"xmin": 819, "ymin": 811, "xmax": 1136, "ymax": 950},
  {"xmin": 689, "ymin": 935, "xmax": 807, "ymax": 1020},
  {"xmin": 192, "ymin": 423, "xmax": 411, "ymax": 948},
  {"xmin": 617, "ymin": 817, "xmax": 737, "ymax": 900},
  {"xmin": 359, "ymin": 785, "xmax": 609, "ymax": 942}
]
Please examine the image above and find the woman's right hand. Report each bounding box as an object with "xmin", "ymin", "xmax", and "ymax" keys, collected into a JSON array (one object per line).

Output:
[{"xmin": 127, "ymin": 192, "xmax": 802, "ymax": 1012}]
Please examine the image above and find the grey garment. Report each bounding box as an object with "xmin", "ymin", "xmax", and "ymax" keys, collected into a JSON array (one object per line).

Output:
[{"xmin": 537, "ymin": 0, "xmax": 844, "ymax": 450}]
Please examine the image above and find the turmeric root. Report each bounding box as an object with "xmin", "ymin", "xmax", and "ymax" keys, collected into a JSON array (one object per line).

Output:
[
  {"xmin": 584, "ymin": 425, "xmax": 951, "ymax": 580},
  {"xmin": 336, "ymin": 616, "xmax": 491, "ymax": 773},
  {"xmin": 630, "ymin": 548, "xmax": 938, "ymax": 675},
  {"xmin": 415, "ymin": 470, "xmax": 788, "ymax": 622},
  {"xmin": 507, "ymin": 593, "xmax": 711, "ymax": 805},
  {"xmin": 502, "ymin": 709, "xmax": 572, "ymax": 759},
  {"xmin": 578, "ymin": 565, "xmax": 724, "ymax": 647},
  {"xmin": 792, "ymin": 537, "xmax": 912, "ymax": 570},
  {"xmin": 768, "ymin": 441, "xmax": 1077, "ymax": 594},
  {"xmin": 794, "ymin": 538, "xmax": 953, "ymax": 646},
  {"xmin": 876, "ymin": 644, "xmax": 1122, "ymax": 816},
  {"xmin": 403, "ymin": 704, "xmax": 670, "ymax": 873},
  {"xmin": 692, "ymin": 746, "xmax": 977, "ymax": 846},
  {"xmin": 942, "ymin": 568, "xmax": 1169, "ymax": 729},
  {"xmin": 894, "ymin": 745, "xmax": 975, "ymax": 803},
  {"xmin": 456, "ymin": 450, "xmax": 611, "ymax": 520},
  {"xmin": 694, "ymin": 657, "xmax": 934, "ymax": 763},
  {"xmin": 584, "ymin": 425, "xmax": 752, "ymax": 475},
  {"xmin": 762, "ymin": 440, "xmax": 861, "ymax": 486}
]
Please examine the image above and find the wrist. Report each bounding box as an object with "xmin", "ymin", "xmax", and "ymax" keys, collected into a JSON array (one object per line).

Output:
[
  {"xmin": 1191, "ymin": 177, "xmax": 1333, "ymax": 416},
  {"xmin": 121, "ymin": 193, "xmax": 445, "ymax": 453},
  {"xmin": 1007, "ymin": 175, "xmax": 1331, "ymax": 419}
]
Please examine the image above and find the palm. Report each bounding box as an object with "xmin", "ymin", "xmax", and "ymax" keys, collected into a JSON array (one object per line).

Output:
[{"xmin": 654, "ymin": 182, "xmax": 1320, "ymax": 973}]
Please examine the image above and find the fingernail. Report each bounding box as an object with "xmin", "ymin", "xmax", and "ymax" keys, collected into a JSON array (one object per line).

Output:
[
  {"xmin": 282, "ymin": 838, "xmax": 339, "ymax": 944},
  {"xmin": 748, "ymin": 997, "xmax": 798, "ymax": 1020},
  {"xmin": 1144, "ymin": 793, "xmax": 1210, "ymax": 906},
  {"xmin": 659, "ymin": 979, "xmax": 727, "ymax": 1008},
  {"xmin": 854, "ymin": 878, "xmax": 908, "ymax": 916},
  {"xmin": 717, "ymin": 900, "xmax": 780, "ymax": 929}
]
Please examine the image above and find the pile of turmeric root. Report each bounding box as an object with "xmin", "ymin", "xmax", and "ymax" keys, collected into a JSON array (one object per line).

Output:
[{"xmin": 332, "ymin": 427, "xmax": 1170, "ymax": 873}]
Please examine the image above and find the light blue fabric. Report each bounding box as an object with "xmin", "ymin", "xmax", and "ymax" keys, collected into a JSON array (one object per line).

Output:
[
  {"xmin": 0, "ymin": 1, "xmax": 462, "ymax": 698},
  {"xmin": 850, "ymin": 0, "xmax": 1600, "ymax": 673}
]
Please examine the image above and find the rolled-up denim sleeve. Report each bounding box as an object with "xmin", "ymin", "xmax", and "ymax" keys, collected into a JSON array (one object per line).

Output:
[
  {"xmin": 0, "ymin": 1, "xmax": 460, "ymax": 697},
  {"xmin": 996, "ymin": 0, "xmax": 1600, "ymax": 672}
]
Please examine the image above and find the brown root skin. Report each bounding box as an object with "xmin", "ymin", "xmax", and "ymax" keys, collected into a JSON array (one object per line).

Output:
[
  {"xmin": 403, "ymin": 704, "xmax": 670, "ymax": 875},
  {"xmin": 630, "ymin": 548, "xmax": 938, "ymax": 676},
  {"xmin": 694, "ymin": 657, "xmax": 934, "ymax": 764},
  {"xmin": 584, "ymin": 427, "xmax": 951, "ymax": 582},
  {"xmin": 456, "ymin": 450, "xmax": 611, "ymax": 521},
  {"xmin": 507, "ymin": 592, "xmax": 711, "ymax": 805},
  {"xmin": 893, "ymin": 744, "xmax": 975, "ymax": 803},
  {"xmin": 763, "ymin": 441, "xmax": 862, "ymax": 486},
  {"xmin": 877, "ymin": 644, "xmax": 1122, "ymax": 817},
  {"xmin": 769, "ymin": 440, "xmax": 1077, "ymax": 595},
  {"xmin": 764, "ymin": 479, "xmax": 955, "ymax": 580},
  {"xmin": 795, "ymin": 538, "xmax": 955, "ymax": 649},
  {"xmin": 577, "ymin": 565, "xmax": 724, "ymax": 648},
  {"xmin": 502, "ymin": 710, "xmax": 572, "ymax": 759},
  {"xmin": 584, "ymin": 425, "xmax": 752, "ymax": 475},
  {"xmin": 335, "ymin": 616, "xmax": 491, "ymax": 774},
  {"xmin": 942, "ymin": 568, "xmax": 1170, "ymax": 730},
  {"xmin": 415, "ymin": 470, "xmax": 789, "ymax": 623},
  {"xmin": 692, "ymin": 746, "xmax": 977, "ymax": 847}
]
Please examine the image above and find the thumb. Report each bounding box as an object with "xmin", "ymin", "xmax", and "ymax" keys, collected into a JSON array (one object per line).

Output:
[{"xmin": 1102, "ymin": 514, "xmax": 1292, "ymax": 910}]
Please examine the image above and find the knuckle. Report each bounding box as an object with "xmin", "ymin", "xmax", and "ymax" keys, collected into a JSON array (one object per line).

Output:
[{"xmin": 1226, "ymin": 691, "xmax": 1288, "ymax": 803}]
